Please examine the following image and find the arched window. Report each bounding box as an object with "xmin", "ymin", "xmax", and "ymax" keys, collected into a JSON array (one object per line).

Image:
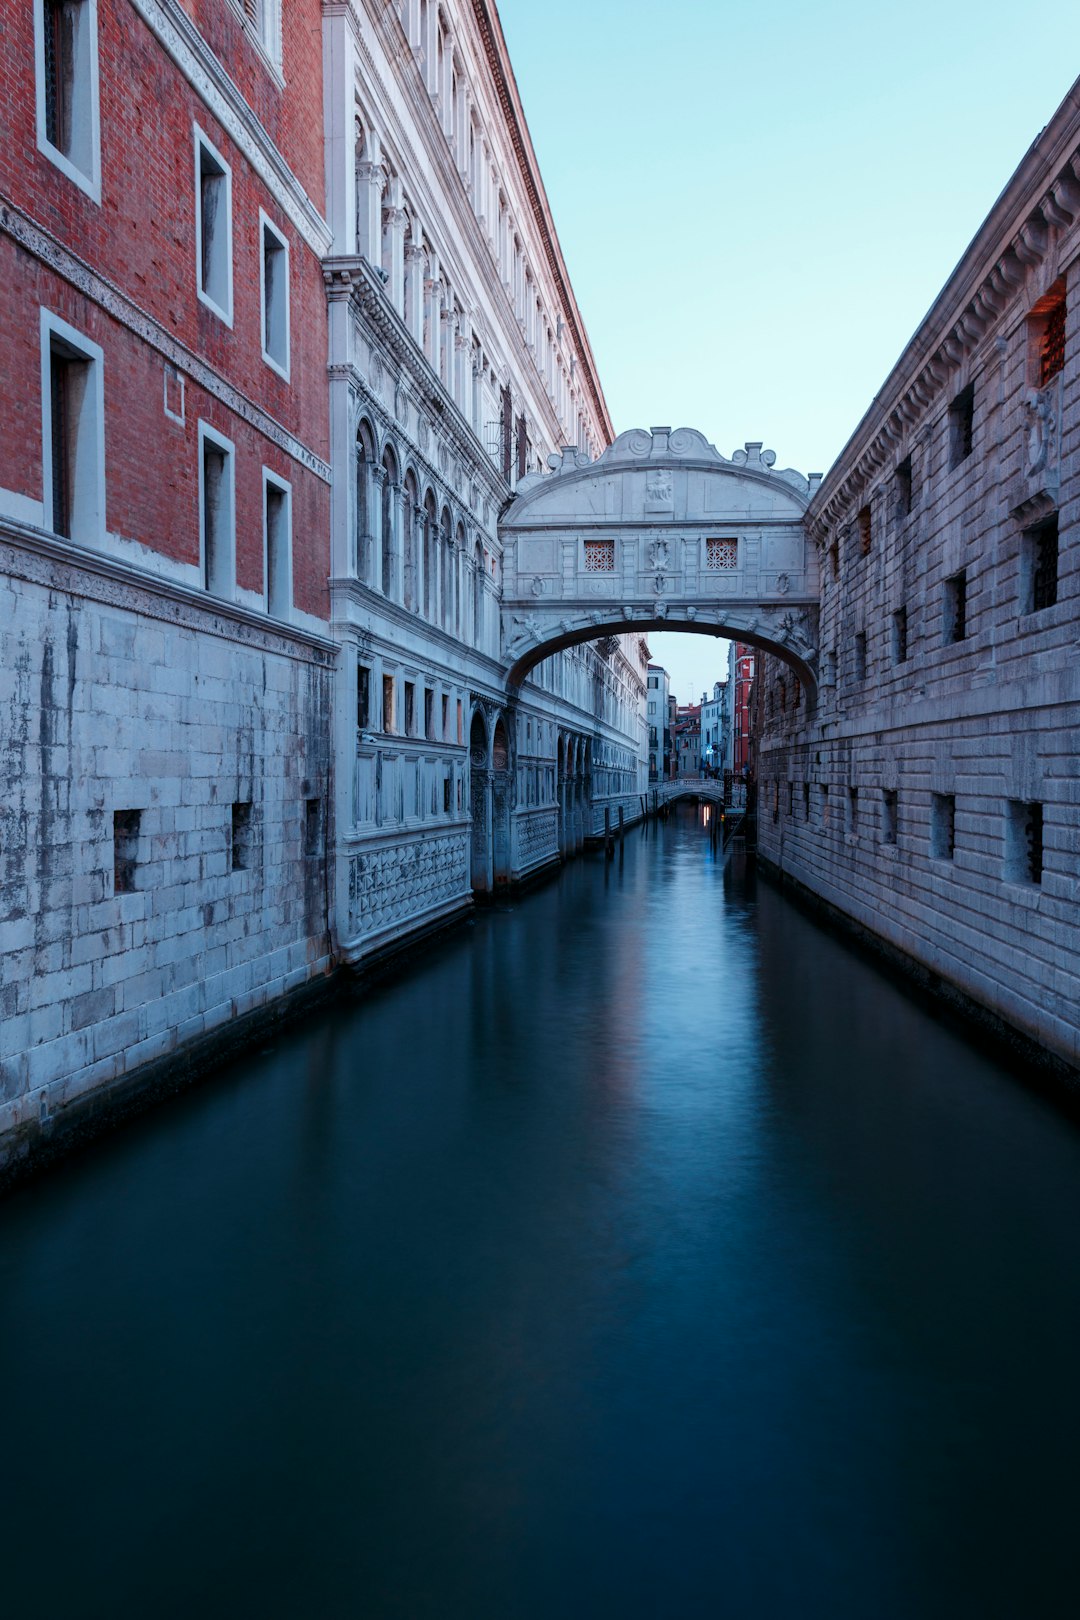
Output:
[
  {"xmin": 355, "ymin": 420, "xmax": 376, "ymax": 582},
  {"xmin": 423, "ymin": 491, "xmax": 438, "ymax": 620},
  {"xmin": 402, "ymin": 470, "xmax": 419, "ymax": 610},
  {"xmin": 440, "ymin": 506, "xmax": 452, "ymax": 632},
  {"xmin": 381, "ymin": 447, "xmax": 399, "ymax": 600}
]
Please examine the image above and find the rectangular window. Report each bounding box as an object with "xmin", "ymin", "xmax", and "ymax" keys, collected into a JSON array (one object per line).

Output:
[
  {"xmin": 404, "ymin": 680, "xmax": 416, "ymax": 736},
  {"xmin": 787, "ymin": 781, "xmax": 794, "ymax": 817},
  {"xmin": 858, "ymin": 504, "xmax": 872, "ymax": 556},
  {"xmin": 237, "ymin": 0, "xmax": 282, "ymax": 70},
  {"xmin": 441, "ymin": 694, "xmax": 449, "ymax": 739},
  {"xmin": 113, "ymin": 808, "xmax": 140, "ymax": 894},
  {"xmin": 829, "ymin": 541, "xmax": 839, "ymax": 581},
  {"xmin": 382, "ymin": 674, "xmax": 395, "ymax": 734},
  {"xmin": 803, "ymin": 781, "xmax": 811, "ymax": 821},
  {"xmin": 1006, "ymin": 799, "xmax": 1043, "ymax": 885},
  {"xmin": 854, "ymin": 631, "xmax": 867, "ymax": 682},
  {"xmin": 41, "ymin": 311, "xmax": 105, "ymax": 545},
  {"xmin": 260, "ymin": 212, "xmax": 290, "ymax": 378},
  {"xmin": 1034, "ymin": 281, "xmax": 1067, "ymax": 388},
  {"xmin": 263, "ymin": 472, "xmax": 291, "ymax": 619},
  {"xmin": 882, "ymin": 789, "xmax": 898, "ymax": 845},
  {"xmin": 199, "ymin": 425, "xmax": 235, "ymax": 598},
  {"xmin": 36, "ymin": 0, "xmax": 100, "ymax": 200},
  {"xmin": 848, "ymin": 786, "xmax": 859, "ymax": 833},
  {"xmin": 1022, "ymin": 513, "xmax": 1059, "ymax": 614},
  {"xmin": 583, "ymin": 539, "xmax": 615, "ymax": 572},
  {"xmin": 895, "ymin": 455, "xmax": 913, "ymax": 517},
  {"xmin": 443, "ymin": 776, "xmax": 452, "ymax": 814},
  {"xmin": 231, "ymin": 802, "xmax": 253, "ymax": 871},
  {"xmin": 949, "ymin": 383, "xmax": 974, "ymax": 468},
  {"xmin": 424, "ymin": 689, "xmax": 434, "ymax": 740},
  {"xmin": 944, "ymin": 571, "xmax": 967, "ymax": 643},
  {"xmin": 304, "ymin": 797, "xmax": 321, "ymax": 861},
  {"xmin": 931, "ymin": 793, "xmax": 956, "ymax": 861},
  {"xmin": 357, "ymin": 664, "xmax": 371, "ymax": 731},
  {"xmin": 892, "ymin": 606, "xmax": 908, "ymax": 664},
  {"xmin": 195, "ymin": 126, "xmax": 233, "ymax": 323}
]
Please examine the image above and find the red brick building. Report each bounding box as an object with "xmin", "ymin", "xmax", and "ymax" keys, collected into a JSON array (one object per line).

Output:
[
  {"xmin": 0, "ymin": 2, "xmax": 335, "ymax": 1164},
  {"xmin": 730, "ymin": 642, "xmax": 755, "ymax": 780}
]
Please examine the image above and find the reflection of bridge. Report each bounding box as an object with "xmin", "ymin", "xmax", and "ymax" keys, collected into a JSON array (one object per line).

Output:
[{"xmin": 499, "ymin": 426, "xmax": 820, "ymax": 701}]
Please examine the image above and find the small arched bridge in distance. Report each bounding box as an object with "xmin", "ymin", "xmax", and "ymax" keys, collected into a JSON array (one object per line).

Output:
[{"xmin": 498, "ymin": 426, "xmax": 822, "ymax": 702}]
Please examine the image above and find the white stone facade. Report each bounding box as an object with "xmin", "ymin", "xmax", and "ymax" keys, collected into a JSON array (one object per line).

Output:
[
  {"xmin": 756, "ymin": 84, "xmax": 1080, "ymax": 1073},
  {"xmin": 322, "ymin": 0, "xmax": 649, "ymax": 964}
]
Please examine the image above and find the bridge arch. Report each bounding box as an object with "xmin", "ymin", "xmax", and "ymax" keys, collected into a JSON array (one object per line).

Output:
[{"xmin": 499, "ymin": 425, "xmax": 821, "ymax": 702}]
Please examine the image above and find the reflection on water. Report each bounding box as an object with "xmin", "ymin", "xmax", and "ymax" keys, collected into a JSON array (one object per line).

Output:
[{"xmin": 3, "ymin": 807, "xmax": 1080, "ymax": 1619}]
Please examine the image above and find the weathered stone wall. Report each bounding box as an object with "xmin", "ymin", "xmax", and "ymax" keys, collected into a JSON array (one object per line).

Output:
[
  {"xmin": 0, "ymin": 527, "xmax": 335, "ymax": 1167},
  {"xmin": 756, "ymin": 90, "xmax": 1080, "ymax": 1074}
]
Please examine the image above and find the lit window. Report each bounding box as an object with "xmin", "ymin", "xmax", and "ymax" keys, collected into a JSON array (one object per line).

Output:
[
  {"xmin": 260, "ymin": 212, "xmax": 290, "ymax": 378},
  {"xmin": 35, "ymin": 0, "xmax": 100, "ymax": 200},
  {"xmin": 705, "ymin": 538, "xmax": 738, "ymax": 570},
  {"xmin": 584, "ymin": 539, "xmax": 615, "ymax": 572},
  {"xmin": 195, "ymin": 127, "xmax": 233, "ymax": 324}
]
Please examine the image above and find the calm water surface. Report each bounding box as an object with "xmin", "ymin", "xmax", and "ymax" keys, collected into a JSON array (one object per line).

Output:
[{"xmin": 3, "ymin": 807, "xmax": 1080, "ymax": 1618}]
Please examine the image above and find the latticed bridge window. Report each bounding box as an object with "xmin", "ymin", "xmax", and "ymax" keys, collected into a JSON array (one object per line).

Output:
[
  {"xmin": 1039, "ymin": 290, "xmax": 1066, "ymax": 388},
  {"xmin": 705, "ymin": 538, "xmax": 738, "ymax": 570},
  {"xmin": 584, "ymin": 540, "xmax": 615, "ymax": 572}
]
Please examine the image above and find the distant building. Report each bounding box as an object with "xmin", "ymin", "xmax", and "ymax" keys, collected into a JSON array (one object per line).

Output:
[
  {"xmin": 646, "ymin": 664, "xmax": 671, "ymax": 781},
  {"xmin": 729, "ymin": 643, "xmax": 755, "ymax": 780},
  {"xmin": 700, "ymin": 681, "xmax": 730, "ymax": 776},
  {"xmin": 673, "ymin": 702, "xmax": 702, "ymax": 777}
]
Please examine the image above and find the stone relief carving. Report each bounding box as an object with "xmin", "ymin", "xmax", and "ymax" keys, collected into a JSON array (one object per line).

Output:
[
  {"xmin": 1024, "ymin": 387, "xmax": 1056, "ymax": 475},
  {"xmin": 645, "ymin": 470, "xmax": 673, "ymax": 506},
  {"xmin": 647, "ymin": 538, "xmax": 670, "ymax": 569},
  {"xmin": 353, "ymin": 835, "xmax": 468, "ymax": 935}
]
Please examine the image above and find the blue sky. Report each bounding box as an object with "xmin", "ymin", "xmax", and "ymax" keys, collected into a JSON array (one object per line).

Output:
[{"xmin": 498, "ymin": 0, "xmax": 1080, "ymax": 703}]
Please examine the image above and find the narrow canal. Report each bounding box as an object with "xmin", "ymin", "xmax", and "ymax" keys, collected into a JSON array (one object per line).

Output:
[{"xmin": 3, "ymin": 806, "xmax": 1080, "ymax": 1619}]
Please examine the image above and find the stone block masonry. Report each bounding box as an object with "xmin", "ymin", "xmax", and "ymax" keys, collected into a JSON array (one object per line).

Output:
[{"xmin": 0, "ymin": 527, "xmax": 335, "ymax": 1173}]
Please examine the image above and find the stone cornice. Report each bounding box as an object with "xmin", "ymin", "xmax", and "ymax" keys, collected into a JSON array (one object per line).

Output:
[
  {"xmin": 2, "ymin": 520, "xmax": 337, "ymax": 663},
  {"xmin": 811, "ymin": 81, "xmax": 1080, "ymax": 534},
  {"xmin": 3, "ymin": 194, "xmax": 331, "ymax": 483},
  {"xmin": 468, "ymin": 0, "xmax": 613, "ymax": 445},
  {"xmin": 325, "ymin": 255, "xmax": 507, "ymax": 510},
  {"xmin": 133, "ymin": 0, "xmax": 331, "ymax": 255}
]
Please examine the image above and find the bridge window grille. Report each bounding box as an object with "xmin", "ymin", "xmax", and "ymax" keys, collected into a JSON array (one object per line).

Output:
[
  {"xmin": 584, "ymin": 540, "xmax": 615, "ymax": 572},
  {"xmin": 892, "ymin": 606, "xmax": 908, "ymax": 664},
  {"xmin": 944, "ymin": 571, "xmax": 967, "ymax": 643},
  {"xmin": 895, "ymin": 455, "xmax": 914, "ymax": 517},
  {"xmin": 858, "ymin": 505, "xmax": 872, "ymax": 555},
  {"xmin": 1023, "ymin": 513, "xmax": 1058, "ymax": 613},
  {"xmin": 706, "ymin": 538, "xmax": 738, "ymax": 570},
  {"xmin": 949, "ymin": 384, "xmax": 975, "ymax": 468},
  {"xmin": 931, "ymin": 793, "xmax": 956, "ymax": 860},
  {"xmin": 1006, "ymin": 799, "xmax": 1043, "ymax": 885},
  {"xmin": 1039, "ymin": 295, "xmax": 1066, "ymax": 387},
  {"xmin": 882, "ymin": 789, "xmax": 897, "ymax": 844}
]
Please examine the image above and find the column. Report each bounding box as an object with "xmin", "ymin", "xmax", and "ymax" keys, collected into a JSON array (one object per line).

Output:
[
  {"xmin": 356, "ymin": 143, "xmax": 385, "ymax": 263},
  {"xmin": 322, "ymin": 13, "xmax": 358, "ymax": 254},
  {"xmin": 404, "ymin": 234, "xmax": 425, "ymax": 347},
  {"xmin": 383, "ymin": 184, "xmax": 407, "ymax": 316}
]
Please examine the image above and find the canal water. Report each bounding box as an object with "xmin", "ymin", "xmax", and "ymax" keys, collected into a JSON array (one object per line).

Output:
[{"xmin": 3, "ymin": 806, "xmax": 1080, "ymax": 1619}]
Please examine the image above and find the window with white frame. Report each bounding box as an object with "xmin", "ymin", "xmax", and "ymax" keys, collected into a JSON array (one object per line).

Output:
[
  {"xmin": 198, "ymin": 423, "xmax": 235, "ymax": 598},
  {"xmin": 34, "ymin": 0, "xmax": 101, "ymax": 201},
  {"xmin": 194, "ymin": 127, "xmax": 233, "ymax": 324},
  {"xmin": 259, "ymin": 212, "xmax": 290, "ymax": 378},
  {"xmin": 263, "ymin": 469, "xmax": 292, "ymax": 619},
  {"xmin": 234, "ymin": 0, "xmax": 282, "ymax": 71},
  {"xmin": 40, "ymin": 309, "xmax": 105, "ymax": 544}
]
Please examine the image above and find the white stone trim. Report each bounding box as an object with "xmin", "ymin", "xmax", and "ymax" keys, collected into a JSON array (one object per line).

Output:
[
  {"xmin": 262, "ymin": 464, "xmax": 293, "ymax": 620},
  {"xmin": 128, "ymin": 0, "xmax": 329, "ymax": 254},
  {"xmin": 259, "ymin": 208, "xmax": 291, "ymax": 380},
  {"xmin": 33, "ymin": 0, "xmax": 102, "ymax": 205},
  {"xmin": 0, "ymin": 199, "xmax": 330, "ymax": 483},
  {"xmin": 40, "ymin": 306, "xmax": 106, "ymax": 546},
  {"xmin": 194, "ymin": 123, "xmax": 234, "ymax": 327},
  {"xmin": 197, "ymin": 419, "xmax": 236, "ymax": 600},
  {"xmin": 0, "ymin": 487, "xmax": 45, "ymax": 528}
]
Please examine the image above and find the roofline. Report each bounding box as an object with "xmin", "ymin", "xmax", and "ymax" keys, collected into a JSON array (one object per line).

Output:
[{"xmin": 471, "ymin": 0, "xmax": 615, "ymax": 445}]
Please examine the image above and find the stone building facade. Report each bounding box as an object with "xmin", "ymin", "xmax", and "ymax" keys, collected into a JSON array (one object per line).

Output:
[{"xmin": 755, "ymin": 80, "xmax": 1080, "ymax": 1073}]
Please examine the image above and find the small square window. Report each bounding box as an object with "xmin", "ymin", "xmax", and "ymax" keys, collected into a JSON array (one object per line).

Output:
[
  {"xmin": 1005, "ymin": 799, "xmax": 1043, "ymax": 885},
  {"xmin": 892, "ymin": 606, "xmax": 908, "ymax": 664},
  {"xmin": 895, "ymin": 455, "xmax": 913, "ymax": 518},
  {"xmin": 231, "ymin": 802, "xmax": 253, "ymax": 871},
  {"xmin": 1022, "ymin": 513, "xmax": 1058, "ymax": 614},
  {"xmin": 944, "ymin": 571, "xmax": 967, "ymax": 643},
  {"xmin": 931, "ymin": 793, "xmax": 956, "ymax": 861},
  {"xmin": 113, "ymin": 808, "xmax": 141, "ymax": 894},
  {"xmin": 882, "ymin": 789, "xmax": 897, "ymax": 845},
  {"xmin": 949, "ymin": 384, "xmax": 974, "ymax": 468},
  {"xmin": 195, "ymin": 126, "xmax": 233, "ymax": 324},
  {"xmin": 260, "ymin": 212, "xmax": 290, "ymax": 378}
]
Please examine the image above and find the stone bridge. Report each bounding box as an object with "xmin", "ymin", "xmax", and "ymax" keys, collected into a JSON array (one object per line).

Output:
[{"xmin": 499, "ymin": 427, "xmax": 821, "ymax": 700}]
